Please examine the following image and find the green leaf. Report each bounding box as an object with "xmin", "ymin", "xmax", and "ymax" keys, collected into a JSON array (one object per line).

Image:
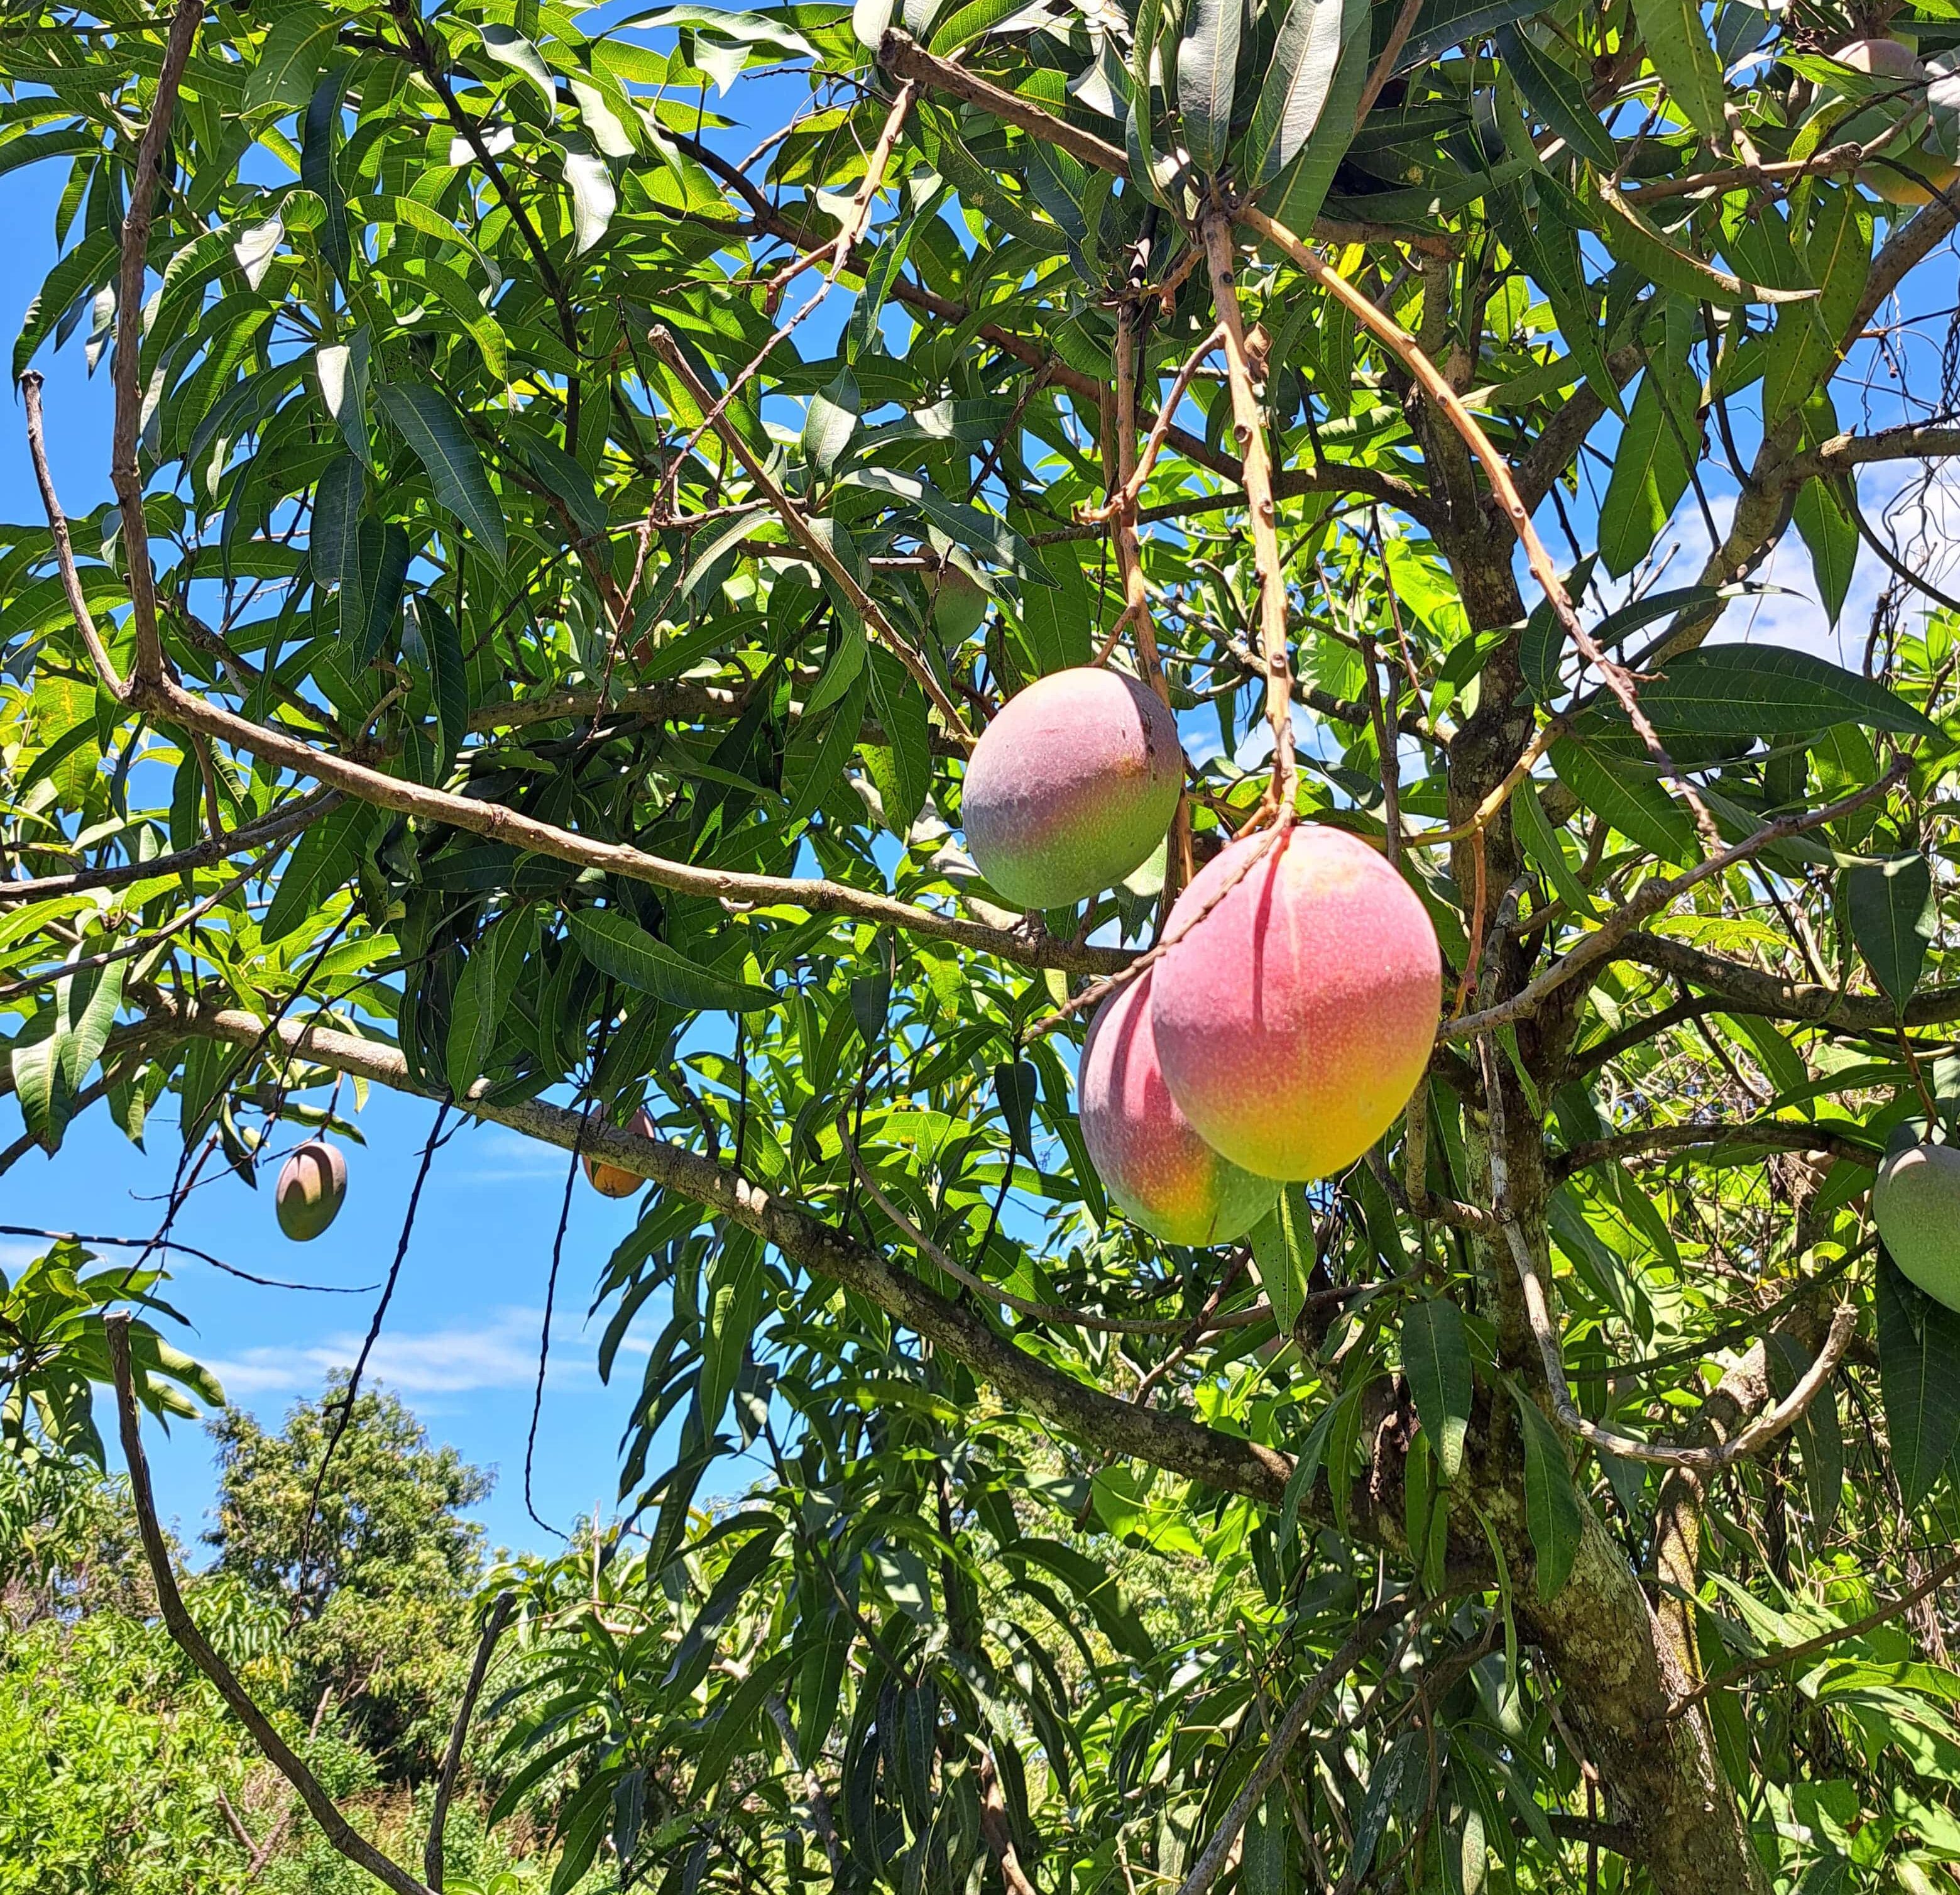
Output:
[
  {"xmin": 1598, "ymin": 366, "xmax": 1692, "ymax": 578},
  {"xmin": 416, "ymin": 594, "xmax": 471, "ymax": 761},
  {"xmin": 802, "ymin": 366, "xmax": 861, "ymax": 476},
  {"xmin": 1792, "ymin": 478, "xmax": 1858, "ymax": 627},
  {"xmin": 1177, "ymin": 0, "xmax": 1241, "ymax": 175},
  {"xmin": 375, "ymin": 384, "xmax": 506, "ymax": 566},
  {"xmin": 1513, "ymin": 1388, "xmax": 1582, "ymax": 1597},
  {"xmin": 480, "ymin": 22, "xmax": 557, "ymax": 113},
  {"xmin": 316, "ymin": 328, "xmax": 373, "ymax": 468},
  {"xmin": 1017, "ymin": 541, "xmax": 1092, "ymax": 674},
  {"xmin": 1248, "ymin": 1188, "xmax": 1313, "ymax": 1337},
  {"xmin": 1629, "ymin": 0, "xmax": 1727, "ymax": 135},
  {"xmin": 1550, "ymin": 737, "xmax": 1695, "ymax": 865},
  {"xmin": 563, "ymin": 151, "xmax": 616, "ymax": 253},
  {"xmin": 1633, "ymin": 645, "xmax": 1941, "ymax": 743},
  {"xmin": 263, "ymin": 804, "xmax": 371, "ymax": 943},
  {"xmin": 1496, "ymin": 26, "xmax": 1616, "ymax": 167},
  {"xmin": 567, "ymin": 909, "xmax": 775, "ymax": 1014},
  {"xmin": 1876, "ymin": 1250, "xmax": 1960, "ymax": 1510},
  {"xmin": 1846, "ymin": 854, "xmax": 1936, "ymax": 1012},
  {"xmin": 994, "ymin": 1058, "xmax": 1041, "ymax": 1163},
  {"xmin": 311, "ymin": 455, "xmax": 364, "ymax": 590},
  {"xmin": 1249, "ymin": 0, "xmax": 1350, "ymax": 180},
  {"xmin": 245, "ymin": 11, "xmax": 341, "ymax": 114},
  {"xmin": 446, "ymin": 912, "xmax": 535, "ymax": 1099},
  {"xmin": 1403, "ymin": 1297, "xmax": 1473, "ymax": 1482},
  {"xmin": 342, "ymin": 519, "xmax": 412, "ymax": 664}
]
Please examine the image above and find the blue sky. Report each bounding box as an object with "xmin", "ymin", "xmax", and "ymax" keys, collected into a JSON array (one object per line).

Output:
[{"xmin": 1, "ymin": 28, "xmax": 1951, "ymax": 1560}]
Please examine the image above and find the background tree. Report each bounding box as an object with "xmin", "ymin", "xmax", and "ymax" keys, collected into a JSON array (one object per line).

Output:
[
  {"xmin": 3, "ymin": 0, "xmax": 1960, "ymax": 1891},
  {"xmin": 208, "ymin": 1381, "xmax": 492, "ymax": 1777}
]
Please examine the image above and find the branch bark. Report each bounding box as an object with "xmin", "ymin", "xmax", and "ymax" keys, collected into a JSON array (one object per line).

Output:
[{"xmin": 106, "ymin": 1312, "xmax": 436, "ymax": 1895}]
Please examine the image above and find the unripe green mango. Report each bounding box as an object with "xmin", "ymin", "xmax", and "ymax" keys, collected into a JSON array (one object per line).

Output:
[
  {"xmin": 1875, "ymin": 1140, "xmax": 1960, "ymax": 1311},
  {"xmin": 276, "ymin": 1138, "xmax": 348, "ymax": 1242}
]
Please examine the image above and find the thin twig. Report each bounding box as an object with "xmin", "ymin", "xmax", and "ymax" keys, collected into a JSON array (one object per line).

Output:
[
  {"xmin": 1670, "ymin": 1544, "xmax": 1960, "ymax": 1716},
  {"xmin": 0, "ymin": 1223, "xmax": 376, "ymax": 1294},
  {"xmin": 293, "ymin": 1101, "xmax": 451, "ymax": 1617}
]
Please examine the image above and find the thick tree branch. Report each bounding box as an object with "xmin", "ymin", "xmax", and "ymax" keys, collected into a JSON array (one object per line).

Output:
[
  {"xmin": 106, "ymin": 1312, "xmax": 437, "ymax": 1895},
  {"xmin": 140, "ymin": 997, "xmax": 1300, "ymax": 1508},
  {"xmin": 1552, "ymin": 1118, "xmax": 1880, "ymax": 1179},
  {"xmin": 1616, "ymin": 933, "xmax": 1960, "ymax": 1035}
]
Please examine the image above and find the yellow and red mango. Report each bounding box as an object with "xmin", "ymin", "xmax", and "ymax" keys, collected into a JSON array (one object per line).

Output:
[
  {"xmin": 1079, "ymin": 970, "xmax": 1275, "ymax": 1246},
  {"xmin": 586, "ymin": 1106, "xmax": 658, "ymax": 1199},
  {"xmin": 1875, "ymin": 1141, "xmax": 1960, "ymax": 1310},
  {"xmin": 961, "ymin": 667, "xmax": 1183, "ymax": 911},
  {"xmin": 276, "ymin": 1138, "xmax": 348, "ymax": 1242},
  {"xmin": 1149, "ymin": 824, "xmax": 1441, "ymax": 1182}
]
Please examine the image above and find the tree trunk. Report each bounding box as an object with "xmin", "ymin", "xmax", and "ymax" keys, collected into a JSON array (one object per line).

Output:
[{"xmin": 1443, "ymin": 536, "xmax": 1771, "ymax": 1895}]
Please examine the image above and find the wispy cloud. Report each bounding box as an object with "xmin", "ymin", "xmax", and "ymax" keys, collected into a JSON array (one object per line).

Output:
[
  {"xmin": 204, "ymin": 1304, "xmax": 575, "ymax": 1402},
  {"xmin": 445, "ymin": 1126, "xmax": 584, "ymax": 1185}
]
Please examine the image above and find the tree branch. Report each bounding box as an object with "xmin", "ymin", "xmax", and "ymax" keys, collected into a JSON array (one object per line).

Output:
[
  {"xmin": 105, "ymin": 1311, "xmax": 437, "ymax": 1895},
  {"xmin": 139, "ymin": 997, "xmax": 1301, "ymax": 1508},
  {"xmin": 1552, "ymin": 1118, "xmax": 1881, "ymax": 1180},
  {"xmin": 425, "ymin": 1591, "xmax": 513, "ymax": 1891}
]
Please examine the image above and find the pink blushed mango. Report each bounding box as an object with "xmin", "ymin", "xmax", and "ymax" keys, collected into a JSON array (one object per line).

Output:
[
  {"xmin": 961, "ymin": 667, "xmax": 1183, "ymax": 911},
  {"xmin": 1150, "ymin": 825, "xmax": 1442, "ymax": 1182},
  {"xmin": 1079, "ymin": 970, "xmax": 1275, "ymax": 1247}
]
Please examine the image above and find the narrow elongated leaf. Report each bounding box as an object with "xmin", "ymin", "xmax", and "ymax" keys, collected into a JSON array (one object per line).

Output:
[
  {"xmin": 1636, "ymin": 645, "xmax": 1941, "ymax": 742},
  {"xmin": 1792, "ymin": 478, "xmax": 1858, "ymax": 626},
  {"xmin": 311, "ymin": 455, "xmax": 363, "ymax": 590},
  {"xmin": 1846, "ymin": 854, "xmax": 1937, "ymax": 1011},
  {"xmin": 568, "ymin": 909, "xmax": 775, "ymax": 1013},
  {"xmin": 1249, "ymin": 1188, "xmax": 1313, "ymax": 1338},
  {"xmin": 376, "ymin": 384, "xmax": 506, "ymax": 564},
  {"xmin": 803, "ymin": 366, "xmax": 861, "ymax": 476},
  {"xmin": 1249, "ymin": 0, "xmax": 1349, "ymax": 180},
  {"xmin": 1403, "ymin": 1297, "xmax": 1473, "ymax": 1481},
  {"xmin": 563, "ymin": 151, "xmax": 616, "ymax": 253},
  {"xmin": 1876, "ymin": 1251, "xmax": 1960, "ymax": 1510},
  {"xmin": 1178, "ymin": 0, "xmax": 1241, "ymax": 175},
  {"xmin": 1496, "ymin": 26, "xmax": 1616, "ymax": 167},
  {"xmin": 1630, "ymin": 0, "xmax": 1727, "ymax": 136},
  {"xmin": 1513, "ymin": 1388, "xmax": 1582, "ymax": 1596}
]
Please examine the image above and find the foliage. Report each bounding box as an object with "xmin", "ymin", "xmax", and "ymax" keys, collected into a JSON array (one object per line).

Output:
[
  {"xmin": 207, "ymin": 1378, "xmax": 492, "ymax": 1774},
  {"xmin": 5, "ymin": 0, "xmax": 1960, "ymax": 1891}
]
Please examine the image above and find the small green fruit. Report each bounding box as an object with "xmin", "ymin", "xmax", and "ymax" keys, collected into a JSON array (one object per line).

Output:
[
  {"xmin": 276, "ymin": 1138, "xmax": 348, "ymax": 1243},
  {"xmin": 1874, "ymin": 1140, "xmax": 1960, "ymax": 1311}
]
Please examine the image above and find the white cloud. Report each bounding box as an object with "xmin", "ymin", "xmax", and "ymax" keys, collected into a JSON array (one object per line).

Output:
[
  {"xmin": 205, "ymin": 1304, "xmax": 560, "ymax": 1402},
  {"xmin": 446, "ymin": 1126, "xmax": 584, "ymax": 1185}
]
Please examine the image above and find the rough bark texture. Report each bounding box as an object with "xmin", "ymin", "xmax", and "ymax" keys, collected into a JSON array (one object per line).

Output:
[{"xmin": 1442, "ymin": 523, "xmax": 1771, "ymax": 1895}]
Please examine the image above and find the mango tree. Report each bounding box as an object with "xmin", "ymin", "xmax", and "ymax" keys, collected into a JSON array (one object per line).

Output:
[{"xmin": 5, "ymin": 0, "xmax": 1960, "ymax": 1889}]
